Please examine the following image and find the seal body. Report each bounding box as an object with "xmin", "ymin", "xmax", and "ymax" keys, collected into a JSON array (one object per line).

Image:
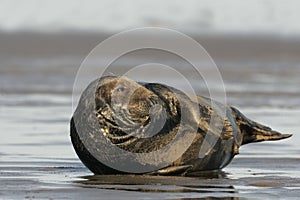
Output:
[{"xmin": 71, "ymin": 76, "xmax": 292, "ymax": 175}]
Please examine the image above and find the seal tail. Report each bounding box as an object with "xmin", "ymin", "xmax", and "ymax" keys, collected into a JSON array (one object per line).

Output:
[{"xmin": 230, "ymin": 107, "xmax": 292, "ymax": 145}]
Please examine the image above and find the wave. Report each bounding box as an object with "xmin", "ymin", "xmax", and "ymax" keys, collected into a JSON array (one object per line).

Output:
[{"xmin": 0, "ymin": 0, "xmax": 300, "ymax": 35}]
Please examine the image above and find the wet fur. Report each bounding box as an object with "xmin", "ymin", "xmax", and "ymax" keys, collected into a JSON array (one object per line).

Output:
[{"xmin": 71, "ymin": 76, "xmax": 292, "ymax": 175}]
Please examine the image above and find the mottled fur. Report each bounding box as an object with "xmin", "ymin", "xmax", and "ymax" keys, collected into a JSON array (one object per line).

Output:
[{"xmin": 71, "ymin": 76, "xmax": 292, "ymax": 175}]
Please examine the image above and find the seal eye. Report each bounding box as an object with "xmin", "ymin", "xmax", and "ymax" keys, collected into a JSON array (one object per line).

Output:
[{"xmin": 116, "ymin": 87, "xmax": 125, "ymax": 92}]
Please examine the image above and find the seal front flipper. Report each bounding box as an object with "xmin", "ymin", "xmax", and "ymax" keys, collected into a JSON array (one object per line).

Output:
[
  {"xmin": 230, "ymin": 107, "xmax": 293, "ymax": 145},
  {"xmin": 147, "ymin": 165, "xmax": 193, "ymax": 176}
]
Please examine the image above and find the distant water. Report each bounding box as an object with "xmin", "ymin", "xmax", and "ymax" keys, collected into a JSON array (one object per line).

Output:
[
  {"xmin": 0, "ymin": 32, "xmax": 300, "ymax": 199},
  {"xmin": 1, "ymin": 0, "xmax": 300, "ymax": 35}
]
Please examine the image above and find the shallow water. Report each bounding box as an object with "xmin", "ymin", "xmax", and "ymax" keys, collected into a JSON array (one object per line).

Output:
[
  {"xmin": 1, "ymin": 32, "xmax": 300, "ymax": 199},
  {"xmin": 1, "ymin": 102, "xmax": 299, "ymax": 199}
]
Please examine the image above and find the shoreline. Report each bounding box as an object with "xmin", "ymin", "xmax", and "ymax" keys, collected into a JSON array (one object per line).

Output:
[{"xmin": 1, "ymin": 30, "xmax": 300, "ymax": 61}]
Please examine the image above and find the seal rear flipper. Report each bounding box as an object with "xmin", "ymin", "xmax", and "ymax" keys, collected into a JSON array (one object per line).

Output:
[{"xmin": 230, "ymin": 107, "xmax": 292, "ymax": 145}]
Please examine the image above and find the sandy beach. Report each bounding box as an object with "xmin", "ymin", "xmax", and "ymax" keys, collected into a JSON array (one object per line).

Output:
[{"xmin": 0, "ymin": 31, "xmax": 300, "ymax": 199}]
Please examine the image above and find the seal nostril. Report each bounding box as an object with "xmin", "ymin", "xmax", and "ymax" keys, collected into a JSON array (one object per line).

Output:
[{"xmin": 150, "ymin": 104, "xmax": 162, "ymax": 115}]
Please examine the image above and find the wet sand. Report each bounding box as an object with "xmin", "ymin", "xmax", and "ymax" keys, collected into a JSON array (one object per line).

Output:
[
  {"xmin": 1, "ymin": 156, "xmax": 300, "ymax": 199},
  {"xmin": 0, "ymin": 31, "xmax": 300, "ymax": 199}
]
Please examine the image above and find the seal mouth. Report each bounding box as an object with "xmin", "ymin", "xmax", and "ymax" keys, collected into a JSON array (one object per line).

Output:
[{"xmin": 116, "ymin": 95, "xmax": 163, "ymax": 130}]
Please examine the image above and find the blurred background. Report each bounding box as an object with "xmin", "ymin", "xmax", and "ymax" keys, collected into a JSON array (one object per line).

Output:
[
  {"xmin": 0, "ymin": 0, "xmax": 300, "ymax": 199},
  {"xmin": 1, "ymin": 0, "xmax": 300, "ymax": 106},
  {"xmin": 1, "ymin": 0, "xmax": 300, "ymax": 33}
]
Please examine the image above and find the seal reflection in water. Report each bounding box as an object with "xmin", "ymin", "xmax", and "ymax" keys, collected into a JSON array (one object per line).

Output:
[{"xmin": 71, "ymin": 76, "xmax": 292, "ymax": 175}]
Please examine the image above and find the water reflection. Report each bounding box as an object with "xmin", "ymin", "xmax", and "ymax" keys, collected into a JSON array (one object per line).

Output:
[
  {"xmin": 171, "ymin": 198, "xmax": 239, "ymax": 200},
  {"xmin": 76, "ymin": 172, "xmax": 237, "ymax": 197}
]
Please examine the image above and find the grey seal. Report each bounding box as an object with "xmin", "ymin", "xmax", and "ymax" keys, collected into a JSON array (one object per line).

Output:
[{"xmin": 70, "ymin": 76, "xmax": 292, "ymax": 175}]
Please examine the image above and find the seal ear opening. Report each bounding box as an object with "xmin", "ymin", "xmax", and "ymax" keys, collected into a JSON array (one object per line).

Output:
[{"xmin": 230, "ymin": 107, "xmax": 293, "ymax": 145}]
